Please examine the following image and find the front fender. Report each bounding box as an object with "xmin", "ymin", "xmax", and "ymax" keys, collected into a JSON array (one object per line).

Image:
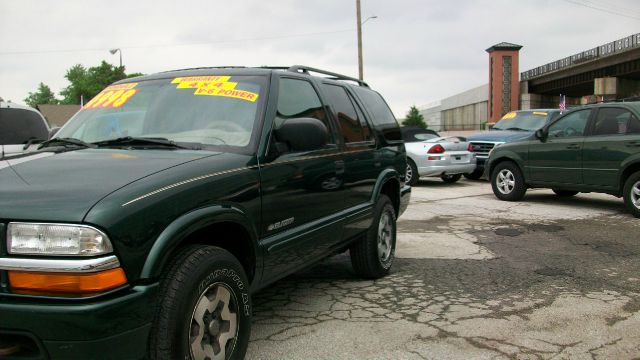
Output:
[
  {"xmin": 487, "ymin": 150, "xmax": 527, "ymax": 179},
  {"xmin": 140, "ymin": 205, "xmax": 260, "ymax": 280}
]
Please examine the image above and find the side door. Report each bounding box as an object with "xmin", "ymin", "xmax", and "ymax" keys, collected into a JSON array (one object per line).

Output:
[
  {"xmin": 583, "ymin": 107, "xmax": 640, "ymax": 188},
  {"xmin": 258, "ymin": 77, "xmax": 346, "ymax": 283},
  {"xmin": 528, "ymin": 109, "xmax": 592, "ymax": 184}
]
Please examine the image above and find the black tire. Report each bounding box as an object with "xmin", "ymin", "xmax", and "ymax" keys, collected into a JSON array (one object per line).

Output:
[
  {"xmin": 623, "ymin": 171, "xmax": 640, "ymax": 218},
  {"xmin": 406, "ymin": 159, "xmax": 419, "ymax": 186},
  {"xmin": 149, "ymin": 245, "xmax": 251, "ymax": 360},
  {"xmin": 463, "ymin": 169, "xmax": 484, "ymax": 180},
  {"xmin": 441, "ymin": 174, "xmax": 462, "ymax": 183},
  {"xmin": 490, "ymin": 161, "xmax": 527, "ymax": 201},
  {"xmin": 552, "ymin": 189, "xmax": 579, "ymax": 197},
  {"xmin": 350, "ymin": 194, "xmax": 396, "ymax": 279}
]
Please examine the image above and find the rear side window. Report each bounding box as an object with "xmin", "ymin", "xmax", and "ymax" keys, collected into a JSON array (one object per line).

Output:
[
  {"xmin": 0, "ymin": 108, "xmax": 49, "ymax": 145},
  {"xmin": 592, "ymin": 108, "xmax": 632, "ymax": 136},
  {"xmin": 322, "ymin": 84, "xmax": 372, "ymax": 144},
  {"xmin": 352, "ymin": 87, "xmax": 401, "ymax": 142}
]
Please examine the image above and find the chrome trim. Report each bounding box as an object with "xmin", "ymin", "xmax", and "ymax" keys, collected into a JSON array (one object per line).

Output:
[{"xmin": 0, "ymin": 255, "xmax": 120, "ymax": 273}]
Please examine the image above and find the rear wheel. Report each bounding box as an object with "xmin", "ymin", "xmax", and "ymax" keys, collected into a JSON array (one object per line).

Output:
[
  {"xmin": 552, "ymin": 189, "xmax": 579, "ymax": 197},
  {"xmin": 350, "ymin": 194, "xmax": 396, "ymax": 279},
  {"xmin": 149, "ymin": 245, "xmax": 251, "ymax": 360},
  {"xmin": 623, "ymin": 171, "xmax": 640, "ymax": 218},
  {"xmin": 464, "ymin": 169, "xmax": 484, "ymax": 180},
  {"xmin": 406, "ymin": 159, "xmax": 419, "ymax": 186},
  {"xmin": 491, "ymin": 161, "xmax": 526, "ymax": 201},
  {"xmin": 441, "ymin": 174, "xmax": 462, "ymax": 183}
]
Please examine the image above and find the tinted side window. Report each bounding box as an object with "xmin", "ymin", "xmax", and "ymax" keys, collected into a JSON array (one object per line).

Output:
[
  {"xmin": 627, "ymin": 113, "xmax": 640, "ymax": 134},
  {"xmin": 592, "ymin": 108, "xmax": 629, "ymax": 136},
  {"xmin": 548, "ymin": 109, "xmax": 591, "ymax": 138},
  {"xmin": 276, "ymin": 78, "xmax": 333, "ymax": 144},
  {"xmin": 352, "ymin": 87, "xmax": 401, "ymax": 142},
  {"xmin": 322, "ymin": 84, "xmax": 372, "ymax": 143},
  {"xmin": 0, "ymin": 108, "xmax": 49, "ymax": 145}
]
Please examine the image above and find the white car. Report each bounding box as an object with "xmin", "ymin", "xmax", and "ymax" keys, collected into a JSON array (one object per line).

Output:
[
  {"xmin": 402, "ymin": 127, "xmax": 477, "ymax": 185},
  {"xmin": 0, "ymin": 98, "xmax": 50, "ymax": 159}
]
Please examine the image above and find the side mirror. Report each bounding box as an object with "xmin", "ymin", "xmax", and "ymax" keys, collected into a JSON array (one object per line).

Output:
[
  {"xmin": 535, "ymin": 128, "xmax": 547, "ymax": 142},
  {"xmin": 275, "ymin": 118, "xmax": 328, "ymax": 152},
  {"xmin": 48, "ymin": 127, "xmax": 61, "ymax": 139}
]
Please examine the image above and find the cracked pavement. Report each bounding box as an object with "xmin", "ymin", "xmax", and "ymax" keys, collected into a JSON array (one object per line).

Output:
[{"xmin": 246, "ymin": 179, "xmax": 640, "ymax": 359}]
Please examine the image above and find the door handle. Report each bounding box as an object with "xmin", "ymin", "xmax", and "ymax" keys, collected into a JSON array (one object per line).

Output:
[
  {"xmin": 334, "ymin": 160, "xmax": 345, "ymax": 174},
  {"xmin": 626, "ymin": 141, "xmax": 640, "ymax": 147},
  {"xmin": 566, "ymin": 144, "xmax": 581, "ymax": 149}
]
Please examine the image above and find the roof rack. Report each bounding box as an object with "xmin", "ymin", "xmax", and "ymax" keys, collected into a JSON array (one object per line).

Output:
[{"xmin": 285, "ymin": 65, "xmax": 370, "ymax": 88}]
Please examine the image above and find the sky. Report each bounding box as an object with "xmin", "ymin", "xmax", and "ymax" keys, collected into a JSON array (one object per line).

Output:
[{"xmin": 0, "ymin": 0, "xmax": 638, "ymax": 118}]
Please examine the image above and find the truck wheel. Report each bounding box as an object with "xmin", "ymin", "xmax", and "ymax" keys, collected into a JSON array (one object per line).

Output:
[
  {"xmin": 491, "ymin": 161, "xmax": 526, "ymax": 201},
  {"xmin": 441, "ymin": 174, "xmax": 462, "ymax": 183},
  {"xmin": 463, "ymin": 169, "xmax": 483, "ymax": 180},
  {"xmin": 406, "ymin": 159, "xmax": 419, "ymax": 186},
  {"xmin": 552, "ymin": 189, "xmax": 578, "ymax": 197},
  {"xmin": 350, "ymin": 194, "xmax": 396, "ymax": 279},
  {"xmin": 623, "ymin": 171, "xmax": 640, "ymax": 218},
  {"xmin": 149, "ymin": 245, "xmax": 251, "ymax": 360}
]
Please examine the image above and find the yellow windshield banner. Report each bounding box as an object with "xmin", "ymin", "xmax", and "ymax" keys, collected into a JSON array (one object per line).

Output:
[
  {"xmin": 532, "ymin": 111, "xmax": 548, "ymax": 116},
  {"xmin": 501, "ymin": 112, "xmax": 517, "ymax": 120},
  {"xmin": 84, "ymin": 83, "xmax": 139, "ymax": 109},
  {"xmin": 172, "ymin": 76, "xmax": 259, "ymax": 102}
]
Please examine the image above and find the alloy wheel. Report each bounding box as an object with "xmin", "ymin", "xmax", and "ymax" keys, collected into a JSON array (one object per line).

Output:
[
  {"xmin": 190, "ymin": 283, "xmax": 239, "ymax": 360},
  {"xmin": 377, "ymin": 211, "xmax": 393, "ymax": 262},
  {"xmin": 496, "ymin": 169, "xmax": 515, "ymax": 195},
  {"xmin": 631, "ymin": 180, "xmax": 640, "ymax": 210}
]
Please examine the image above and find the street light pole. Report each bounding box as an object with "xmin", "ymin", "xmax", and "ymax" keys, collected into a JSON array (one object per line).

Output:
[
  {"xmin": 356, "ymin": 1, "xmax": 377, "ymax": 81},
  {"xmin": 109, "ymin": 48, "xmax": 122, "ymax": 68},
  {"xmin": 357, "ymin": 0, "xmax": 363, "ymax": 81}
]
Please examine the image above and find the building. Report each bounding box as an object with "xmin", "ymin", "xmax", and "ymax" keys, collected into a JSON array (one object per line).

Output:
[
  {"xmin": 420, "ymin": 32, "xmax": 640, "ymax": 130},
  {"xmin": 37, "ymin": 104, "xmax": 81, "ymax": 128}
]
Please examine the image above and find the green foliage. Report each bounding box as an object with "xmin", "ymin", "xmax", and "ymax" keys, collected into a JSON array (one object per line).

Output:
[
  {"xmin": 59, "ymin": 61, "xmax": 133, "ymax": 105},
  {"xmin": 402, "ymin": 105, "xmax": 427, "ymax": 128},
  {"xmin": 24, "ymin": 82, "xmax": 59, "ymax": 108}
]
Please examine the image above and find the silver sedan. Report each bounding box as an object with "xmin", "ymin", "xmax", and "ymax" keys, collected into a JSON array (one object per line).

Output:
[{"xmin": 402, "ymin": 127, "xmax": 477, "ymax": 186}]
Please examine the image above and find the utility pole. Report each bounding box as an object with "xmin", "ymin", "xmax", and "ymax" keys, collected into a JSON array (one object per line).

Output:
[{"xmin": 356, "ymin": 0, "xmax": 363, "ymax": 80}]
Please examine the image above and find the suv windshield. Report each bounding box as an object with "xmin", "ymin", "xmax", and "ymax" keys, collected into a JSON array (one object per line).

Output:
[
  {"xmin": 56, "ymin": 75, "xmax": 266, "ymax": 149},
  {"xmin": 492, "ymin": 111, "xmax": 557, "ymax": 131}
]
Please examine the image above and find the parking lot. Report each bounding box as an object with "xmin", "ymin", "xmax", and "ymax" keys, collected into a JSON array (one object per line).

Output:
[{"xmin": 247, "ymin": 179, "xmax": 640, "ymax": 359}]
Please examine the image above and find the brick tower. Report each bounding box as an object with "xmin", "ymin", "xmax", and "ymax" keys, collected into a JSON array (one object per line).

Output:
[{"xmin": 486, "ymin": 42, "xmax": 523, "ymax": 124}]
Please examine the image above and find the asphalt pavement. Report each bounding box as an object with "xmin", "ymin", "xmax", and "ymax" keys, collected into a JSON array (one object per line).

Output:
[{"xmin": 246, "ymin": 178, "xmax": 640, "ymax": 359}]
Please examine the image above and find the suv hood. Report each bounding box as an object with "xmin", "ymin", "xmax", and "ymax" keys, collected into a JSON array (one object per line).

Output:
[
  {"xmin": 466, "ymin": 130, "xmax": 532, "ymax": 143},
  {"xmin": 0, "ymin": 149, "xmax": 217, "ymax": 222}
]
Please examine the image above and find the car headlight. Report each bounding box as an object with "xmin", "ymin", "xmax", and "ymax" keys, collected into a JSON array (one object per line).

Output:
[{"xmin": 7, "ymin": 223, "xmax": 113, "ymax": 256}]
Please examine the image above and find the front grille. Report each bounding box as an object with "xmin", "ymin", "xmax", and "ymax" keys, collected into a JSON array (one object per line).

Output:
[{"xmin": 470, "ymin": 142, "xmax": 495, "ymax": 157}]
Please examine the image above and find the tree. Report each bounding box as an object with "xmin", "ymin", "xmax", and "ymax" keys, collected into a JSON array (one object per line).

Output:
[
  {"xmin": 59, "ymin": 61, "xmax": 134, "ymax": 105},
  {"xmin": 402, "ymin": 105, "xmax": 427, "ymax": 128},
  {"xmin": 24, "ymin": 82, "xmax": 59, "ymax": 108}
]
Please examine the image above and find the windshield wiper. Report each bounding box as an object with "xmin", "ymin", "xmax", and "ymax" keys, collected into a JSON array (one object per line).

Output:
[
  {"xmin": 92, "ymin": 136, "xmax": 197, "ymax": 149},
  {"xmin": 39, "ymin": 137, "xmax": 97, "ymax": 149},
  {"xmin": 22, "ymin": 137, "xmax": 47, "ymax": 150},
  {"xmin": 503, "ymin": 127, "xmax": 529, "ymax": 131}
]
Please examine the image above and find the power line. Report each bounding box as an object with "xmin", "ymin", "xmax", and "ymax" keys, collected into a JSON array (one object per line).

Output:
[
  {"xmin": 0, "ymin": 28, "xmax": 355, "ymax": 56},
  {"xmin": 580, "ymin": 0, "xmax": 640, "ymax": 15},
  {"xmin": 561, "ymin": 0, "xmax": 640, "ymax": 20}
]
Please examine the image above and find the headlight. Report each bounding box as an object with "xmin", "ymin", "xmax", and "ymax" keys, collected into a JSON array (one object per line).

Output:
[{"xmin": 7, "ymin": 223, "xmax": 113, "ymax": 256}]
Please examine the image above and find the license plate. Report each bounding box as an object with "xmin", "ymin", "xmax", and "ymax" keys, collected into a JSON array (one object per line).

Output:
[{"xmin": 455, "ymin": 156, "xmax": 461, "ymax": 160}]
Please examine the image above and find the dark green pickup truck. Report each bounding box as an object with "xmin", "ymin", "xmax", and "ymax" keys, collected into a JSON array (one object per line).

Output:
[{"xmin": 0, "ymin": 66, "xmax": 410, "ymax": 360}]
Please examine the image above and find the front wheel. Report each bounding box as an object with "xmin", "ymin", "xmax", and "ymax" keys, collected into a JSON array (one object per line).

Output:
[
  {"xmin": 464, "ymin": 169, "xmax": 484, "ymax": 180},
  {"xmin": 149, "ymin": 245, "xmax": 251, "ymax": 360},
  {"xmin": 350, "ymin": 194, "xmax": 396, "ymax": 279},
  {"xmin": 441, "ymin": 174, "xmax": 462, "ymax": 183},
  {"xmin": 623, "ymin": 171, "xmax": 640, "ymax": 218},
  {"xmin": 490, "ymin": 161, "xmax": 526, "ymax": 201}
]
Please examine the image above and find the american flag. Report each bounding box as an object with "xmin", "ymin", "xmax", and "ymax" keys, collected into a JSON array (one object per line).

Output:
[{"xmin": 559, "ymin": 94, "xmax": 566, "ymax": 113}]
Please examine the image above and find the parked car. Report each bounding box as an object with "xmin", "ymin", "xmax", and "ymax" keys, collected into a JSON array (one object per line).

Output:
[
  {"xmin": 0, "ymin": 66, "xmax": 410, "ymax": 359},
  {"xmin": 465, "ymin": 109, "xmax": 562, "ymax": 179},
  {"xmin": 0, "ymin": 98, "xmax": 49, "ymax": 159},
  {"xmin": 487, "ymin": 101, "xmax": 640, "ymax": 217},
  {"xmin": 402, "ymin": 126, "xmax": 476, "ymax": 185}
]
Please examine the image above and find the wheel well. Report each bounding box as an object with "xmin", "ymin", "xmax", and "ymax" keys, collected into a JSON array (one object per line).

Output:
[
  {"xmin": 488, "ymin": 157, "xmax": 517, "ymax": 177},
  {"xmin": 174, "ymin": 222, "xmax": 256, "ymax": 283},
  {"xmin": 380, "ymin": 178, "xmax": 400, "ymax": 215},
  {"xmin": 620, "ymin": 163, "xmax": 640, "ymax": 192}
]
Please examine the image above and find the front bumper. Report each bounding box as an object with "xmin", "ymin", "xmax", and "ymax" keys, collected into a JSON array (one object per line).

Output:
[{"xmin": 0, "ymin": 283, "xmax": 158, "ymax": 359}]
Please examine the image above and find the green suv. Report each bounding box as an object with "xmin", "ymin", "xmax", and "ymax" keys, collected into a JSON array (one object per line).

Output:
[
  {"xmin": 0, "ymin": 66, "xmax": 410, "ymax": 359},
  {"xmin": 487, "ymin": 101, "xmax": 640, "ymax": 217}
]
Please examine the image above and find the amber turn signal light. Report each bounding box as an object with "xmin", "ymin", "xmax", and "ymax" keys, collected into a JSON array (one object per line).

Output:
[{"xmin": 8, "ymin": 268, "xmax": 127, "ymax": 296}]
